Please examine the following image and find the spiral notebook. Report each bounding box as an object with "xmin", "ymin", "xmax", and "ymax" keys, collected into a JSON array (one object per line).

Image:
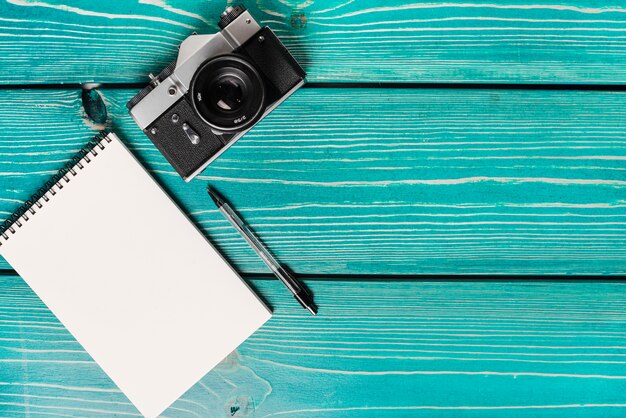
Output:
[{"xmin": 0, "ymin": 132, "xmax": 271, "ymax": 418}]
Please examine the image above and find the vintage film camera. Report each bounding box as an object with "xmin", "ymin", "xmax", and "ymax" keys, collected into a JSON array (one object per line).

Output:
[{"xmin": 127, "ymin": 5, "xmax": 306, "ymax": 181}]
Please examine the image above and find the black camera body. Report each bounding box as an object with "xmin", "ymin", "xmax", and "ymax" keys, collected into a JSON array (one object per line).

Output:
[{"xmin": 127, "ymin": 5, "xmax": 306, "ymax": 181}]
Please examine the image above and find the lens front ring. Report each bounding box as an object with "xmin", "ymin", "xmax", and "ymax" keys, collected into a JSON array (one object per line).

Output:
[{"xmin": 190, "ymin": 54, "xmax": 266, "ymax": 133}]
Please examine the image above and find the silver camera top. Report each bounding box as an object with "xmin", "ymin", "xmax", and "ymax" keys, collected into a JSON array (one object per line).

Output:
[{"xmin": 129, "ymin": 9, "xmax": 261, "ymax": 130}]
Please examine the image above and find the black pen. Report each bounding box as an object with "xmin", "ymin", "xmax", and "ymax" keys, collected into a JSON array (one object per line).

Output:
[{"xmin": 207, "ymin": 187, "xmax": 317, "ymax": 315}]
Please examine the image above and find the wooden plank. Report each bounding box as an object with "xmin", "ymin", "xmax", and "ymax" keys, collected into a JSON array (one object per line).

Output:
[
  {"xmin": 1, "ymin": 87, "xmax": 626, "ymax": 275},
  {"xmin": 3, "ymin": 0, "xmax": 626, "ymax": 85},
  {"xmin": 1, "ymin": 274, "xmax": 626, "ymax": 417}
]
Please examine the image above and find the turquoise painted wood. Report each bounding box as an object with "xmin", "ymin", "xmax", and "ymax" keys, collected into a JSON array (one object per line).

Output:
[
  {"xmin": 1, "ymin": 88, "xmax": 625, "ymax": 275},
  {"xmin": 2, "ymin": 0, "xmax": 625, "ymax": 415},
  {"xmin": 3, "ymin": 0, "xmax": 626, "ymax": 84},
  {"xmin": 2, "ymin": 274, "xmax": 626, "ymax": 417}
]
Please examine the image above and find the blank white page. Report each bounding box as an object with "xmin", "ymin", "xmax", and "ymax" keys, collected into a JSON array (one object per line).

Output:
[{"xmin": 0, "ymin": 133, "xmax": 271, "ymax": 418}]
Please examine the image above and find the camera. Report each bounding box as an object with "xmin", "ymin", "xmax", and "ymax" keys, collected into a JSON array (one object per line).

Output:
[{"xmin": 127, "ymin": 5, "xmax": 306, "ymax": 181}]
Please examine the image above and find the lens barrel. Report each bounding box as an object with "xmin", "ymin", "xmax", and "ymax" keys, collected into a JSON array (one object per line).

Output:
[{"xmin": 190, "ymin": 55, "xmax": 266, "ymax": 133}]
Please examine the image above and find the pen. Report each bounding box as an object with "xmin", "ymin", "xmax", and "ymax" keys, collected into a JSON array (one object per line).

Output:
[{"xmin": 207, "ymin": 187, "xmax": 318, "ymax": 315}]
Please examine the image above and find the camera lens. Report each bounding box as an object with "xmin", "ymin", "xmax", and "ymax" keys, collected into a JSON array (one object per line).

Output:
[
  {"xmin": 211, "ymin": 75, "xmax": 244, "ymax": 112},
  {"xmin": 191, "ymin": 55, "xmax": 265, "ymax": 133}
]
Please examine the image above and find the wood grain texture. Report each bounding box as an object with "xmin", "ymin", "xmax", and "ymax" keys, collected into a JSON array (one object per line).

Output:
[
  {"xmin": 1, "ymin": 88, "xmax": 626, "ymax": 275},
  {"xmin": 3, "ymin": 0, "xmax": 626, "ymax": 84},
  {"xmin": 1, "ymin": 274, "xmax": 626, "ymax": 417}
]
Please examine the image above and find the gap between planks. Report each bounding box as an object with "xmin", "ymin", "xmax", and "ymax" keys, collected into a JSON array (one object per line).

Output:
[
  {"xmin": 4, "ymin": 82, "xmax": 626, "ymax": 92},
  {"xmin": 0, "ymin": 269, "xmax": 625, "ymax": 281}
]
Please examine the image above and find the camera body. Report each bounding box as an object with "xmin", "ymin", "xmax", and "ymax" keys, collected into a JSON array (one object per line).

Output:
[{"xmin": 127, "ymin": 5, "xmax": 306, "ymax": 181}]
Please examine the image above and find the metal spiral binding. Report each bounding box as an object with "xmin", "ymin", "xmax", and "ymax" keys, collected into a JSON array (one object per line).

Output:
[{"xmin": 0, "ymin": 131, "xmax": 113, "ymax": 245}]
